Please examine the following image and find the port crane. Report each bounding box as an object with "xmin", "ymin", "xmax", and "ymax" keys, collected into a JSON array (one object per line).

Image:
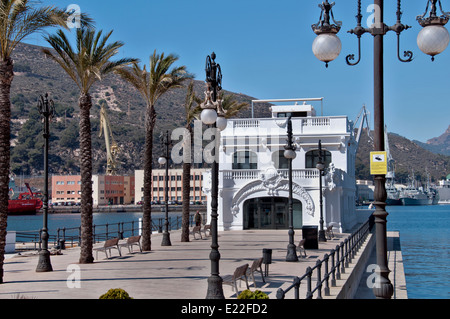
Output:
[
  {"xmin": 99, "ymin": 101, "xmax": 119, "ymax": 175},
  {"xmin": 352, "ymin": 104, "xmax": 373, "ymax": 152}
]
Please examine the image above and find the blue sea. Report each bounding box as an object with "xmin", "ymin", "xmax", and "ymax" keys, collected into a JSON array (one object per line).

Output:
[
  {"xmin": 385, "ymin": 205, "xmax": 449, "ymax": 299},
  {"xmin": 5, "ymin": 205, "xmax": 449, "ymax": 299}
]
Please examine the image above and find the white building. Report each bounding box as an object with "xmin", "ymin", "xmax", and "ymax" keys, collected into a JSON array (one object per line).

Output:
[
  {"xmin": 134, "ymin": 168, "xmax": 208, "ymax": 203},
  {"xmin": 203, "ymin": 98, "xmax": 360, "ymax": 233}
]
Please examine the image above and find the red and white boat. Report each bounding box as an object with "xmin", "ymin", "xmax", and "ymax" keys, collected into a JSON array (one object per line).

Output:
[{"xmin": 8, "ymin": 183, "xmax": 43, "ymax": 215}]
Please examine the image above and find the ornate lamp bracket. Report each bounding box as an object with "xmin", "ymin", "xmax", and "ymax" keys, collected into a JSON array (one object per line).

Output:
[
  {"xmin": 312, "ymin": 0, "xmax": 342, "ymax": 35},
  {"xmin": 346, "ymin": 0, "xmax": 413, "ymax": 65},
  {"xmin": 417, "ymin": 0, "xmax": 450, "ymax": 27}
]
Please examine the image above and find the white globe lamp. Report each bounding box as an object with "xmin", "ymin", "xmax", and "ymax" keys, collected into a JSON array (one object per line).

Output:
[
  {"xmin": 417, "ymin": 24, "xmax": 450, "ymax": 61},
  {"xmin": 312, "ymin": 33, "xmax": 342, "ymax": 67},
  {"xmin": 200, "ymin": 108, "xmax": 217, "ymax": 125},
  {"xmin": 158, "ymin": 157, "xmax": 166, "ymax": 165},
  {"xmin": 284, "ymin": 149, "xmax": 297, "ymax": 160},
  {"xmin": 216, "ymin": 115, "xmax": 227, "ymax": 131}
]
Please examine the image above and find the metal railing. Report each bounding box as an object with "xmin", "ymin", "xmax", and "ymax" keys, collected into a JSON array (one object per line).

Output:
[
  {"xmin": 14, "ymin": 213, "xmax": 201, "ymax": 250},
  {"xmin": 276, "ymin": 216, "xmax": 373, "ymax": 299}
]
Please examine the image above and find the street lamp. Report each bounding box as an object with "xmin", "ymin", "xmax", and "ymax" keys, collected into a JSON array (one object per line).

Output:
[
  {"xmin": 36, "ymin": 93, "xmax": 55, "ymax": 273},
  {"xmin": 158, "ymin": 130, "xmax": 171, "ymax": 246},
  {"xmin": 311, "ymin": 0, "xmax": 342, "ymax": 68},
  {"xmin": 202, "ymin": 52, "xmax": 227, "ymax": 299},
  {"xmin": 284, "ymin": 116, "xmax": 298, "ymax": 262},
  {"xmin": 311, "ymin": 0, "xmax": 448, "ymax": 299},
  {"xmin": 416, "ymin": 0, "xmax": 450, "ymax": 61},
  {"xmin": 316, "ymin": 140, "xmax": 327, "ymax": 242}
]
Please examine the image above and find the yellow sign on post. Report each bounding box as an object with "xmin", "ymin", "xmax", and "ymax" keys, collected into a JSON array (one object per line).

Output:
[{"xmin": 370, "ymin": 151, "xmax": 388, "ymax": 175}]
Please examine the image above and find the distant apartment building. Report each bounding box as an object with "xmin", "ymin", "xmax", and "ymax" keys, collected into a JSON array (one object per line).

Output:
[
  {"xmin": 51, "ymin": 175, "xmax": 82, "ymax": 203},
  {"xmin": 92, "ymin": 175, "xmax": 135, "ymax": 206},
  {"xmin": 52, "ymin": 174, "xmax": 135, "ymax": 206},
  {"xmin": 134, "ymin": 168, "xmax": 208, "ymax": 203}
]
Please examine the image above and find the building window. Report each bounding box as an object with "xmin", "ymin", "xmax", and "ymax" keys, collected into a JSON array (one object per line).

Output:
[
  {"xmin": 232, "ymin": 151, "xmax": 258, "ymax": 170},
  {"xmin": 305, "ymin": 149, "xmax": 332, "ymax": 169},
  {"xmin": 272, "ymin": 150, "xmax": 289, "ymax": 169},
  {"xmin": 277, "ymin": 112, "xmax": 307, "ymax": 118}
]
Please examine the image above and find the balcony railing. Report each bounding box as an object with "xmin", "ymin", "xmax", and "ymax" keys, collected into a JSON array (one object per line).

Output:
[
  {"xmin": 228, "ymin": 116, "xmax": 348, "ymax": 136},
  {"xmin": 222, "ymin": 169, "xmax": 319, "ymax": 181}
]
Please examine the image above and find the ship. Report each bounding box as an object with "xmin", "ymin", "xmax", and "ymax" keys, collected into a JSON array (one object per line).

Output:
[
  {"xmin": 386, "ymin": 182, "xmax": 402, "ymax": 205},
  {"xmin": 8, "ymin": 182, "xmax": 43, "ymax": 215},
  {"xmin": 424, "ymin": 172, "xmax": 440, "ymax": 205},
  {"xmin": 399, "ymin": 171, "xmax": 429, "ymax": 206},
  {"xmin": 385, "ymin": 126, "xmax": 402, "ymax": 205}
]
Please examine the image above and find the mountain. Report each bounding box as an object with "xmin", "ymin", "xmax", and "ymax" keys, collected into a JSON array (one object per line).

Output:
[
  {"xmin": 413, "ymin": 125, "xmax": 450, "ymax": 156},
  {"xmin": 355, "ymin": 129, "xmax": 450, "ymax": 183}
]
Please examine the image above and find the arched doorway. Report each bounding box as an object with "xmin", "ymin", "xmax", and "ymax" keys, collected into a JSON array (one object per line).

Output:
[{"xmin": 243, "ymin": 197, "xmax": 302, "ymax": 230}]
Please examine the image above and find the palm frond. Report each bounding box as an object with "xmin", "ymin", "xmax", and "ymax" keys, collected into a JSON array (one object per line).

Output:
[
  {"xmin": 117, "ymin": 50, "xmax": 193, "ymax": 109},
  {"xmin": 43, "ymin": 27, "xmax": 137, "ymax": 94},
  {"xmin": 0, "ymin": 0, "xmax": 94, "ymax": 60},
  {"xmin": 221, "ymin": 94, "xmax": 249, "ymax": 119},
  {"xmin": 184, "ymin": 81, "xmax": 202, "ymax": 125}
]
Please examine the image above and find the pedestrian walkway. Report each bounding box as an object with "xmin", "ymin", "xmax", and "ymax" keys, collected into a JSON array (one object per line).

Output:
[{"xmin": 0, "ymin": 228, "xmax": 403, "ymax": 299}]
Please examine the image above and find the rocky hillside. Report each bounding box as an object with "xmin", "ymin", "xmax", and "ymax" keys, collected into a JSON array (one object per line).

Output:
[
  {"xmin": 413, "ymin": 125, "xmax": 450, "ymax": 156},
  {"xmin": 355, "ymin": 129, "xmax": 450, "ymax": 183}
]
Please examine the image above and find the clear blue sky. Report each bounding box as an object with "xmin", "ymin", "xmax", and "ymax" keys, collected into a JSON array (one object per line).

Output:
[{"xmin": 26, "ymin": 0, "xmax": 450, "ymax": 143}]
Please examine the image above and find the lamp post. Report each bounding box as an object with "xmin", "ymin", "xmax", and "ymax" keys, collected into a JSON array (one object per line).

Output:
[
  {"xmin": 284, "ymin": 116, "xmax": 298, "ymax": 262},
  {"xmin": 158, "ymin": 130, "xmax": 171, "ymax": 246},
  {"xmin": 316, "ymin": 140, "xmax": 327, "ymax": 242},
  {"xmin": 36, "ymin": 93, "xmax": 54, "ymax": 272},
  {"xmin": 311, "ymin": 0, "xmax": 449, "ymax": 299},
  {"xmin": 202, "ymin": 52, "xmax": 227, "ymax": 299}
]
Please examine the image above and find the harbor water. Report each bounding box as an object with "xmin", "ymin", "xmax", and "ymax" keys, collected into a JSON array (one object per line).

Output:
[
  {"xmin": 5, "ymin": 205, "xmax": 449, "ymax": 299},
  {"xmin": 385, "ymin": 205, "xmax": 449, "ymax": 299}
]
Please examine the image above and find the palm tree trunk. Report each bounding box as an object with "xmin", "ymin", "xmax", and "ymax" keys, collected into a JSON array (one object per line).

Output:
[
  {"xmin": 181, "ymin": 125, "xmax": 193, "ymax": 242},
  {"xmin": 0, "ymin": 59, "xmax": 13, "ymax": 283},
  {"xmin": 142, "ymin": 105, "xmax": 156, "ymax": 251},
  {"xmin": 78, "ymin": 93, "xmax": 94, "ymax": 264}
]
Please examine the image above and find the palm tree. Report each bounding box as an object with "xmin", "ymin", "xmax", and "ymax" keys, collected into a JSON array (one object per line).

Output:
[
  {"xmin": 179, "ymin": 88, "xmax": 248, "ymax": 241},
  {"xmin": 221, "ymin": 94, "xmax": 249, "ymax": 119},
  {"xmin": 181, "ymin": 81, "xmax": 201, "ymax": 242},
  {"xmin": 42, "ymin": 28, "xmax": 137, "ymax": 263},
  {"xmin": 116, "ymin": 51, "xmax": 192, "ymax": 251},
  {"xmin": 0, "ymin": 0, "xmax": 93, "ymax": 283}
]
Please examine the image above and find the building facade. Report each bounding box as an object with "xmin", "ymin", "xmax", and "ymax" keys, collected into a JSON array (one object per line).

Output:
[
  {"xmin": 134, "ymin": 168, "xmax": 208, "ymax": 203},
  {"xmin": 203, "ymin": 98, "xmax": 360, "ymax": 232},
  {"xmin": 51, "ymin": 175, "xmax": 81, "ymax": 203},
  {"xmin": 52, "ymin": 174, "xmax": 135, "ymax": 206}
]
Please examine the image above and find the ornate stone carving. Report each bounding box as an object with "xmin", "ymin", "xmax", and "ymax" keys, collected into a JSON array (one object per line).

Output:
[
  {"xmin": 324, "ymin": 162, "xmax": 343, "ymax": 191},
  {"xmin": 230, "ymin": 176, "xmax": 315, "ymax": 217}
]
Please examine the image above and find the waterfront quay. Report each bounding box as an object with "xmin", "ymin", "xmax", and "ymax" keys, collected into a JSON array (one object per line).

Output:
[{"xmin": 0, "ymin": 227, "xmax": 406, "ymax": 299}]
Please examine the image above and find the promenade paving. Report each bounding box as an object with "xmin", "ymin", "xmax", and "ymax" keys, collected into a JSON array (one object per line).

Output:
[{"xmin": 0, "ymin": 228, "xmax": 404, "ymax": 299}]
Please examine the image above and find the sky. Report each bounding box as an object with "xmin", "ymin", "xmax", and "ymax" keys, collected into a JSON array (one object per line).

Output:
[{"xmin": 25, "ymin": 0, "xmax": 450, "ymax": 143}]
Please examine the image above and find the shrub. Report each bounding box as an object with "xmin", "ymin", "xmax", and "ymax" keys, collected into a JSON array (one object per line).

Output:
[
  {"xmin": 237, "ymin": 289, "xmax": 269, "ymax": 299},
  {"xmin": 99, "ymin": 288, "xmax": 133, "ymax": 299}
]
